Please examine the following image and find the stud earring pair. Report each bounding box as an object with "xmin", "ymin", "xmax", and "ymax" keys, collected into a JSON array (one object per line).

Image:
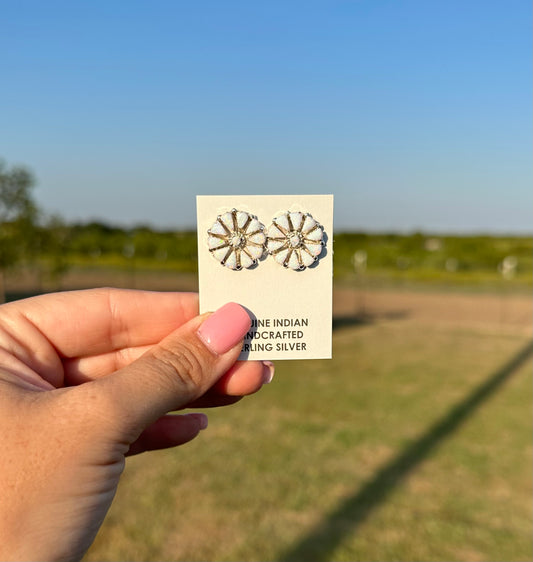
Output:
[{"xmin": 207, "ymin": 209, "xmax": 325, "ymax": 271}]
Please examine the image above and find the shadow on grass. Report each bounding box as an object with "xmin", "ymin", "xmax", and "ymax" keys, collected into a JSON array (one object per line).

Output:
[
  {"xmin": 333, "ymin": 310, "xmax": 408, "ymax": 331},
  {"xmin": 4, "ymin": 278, "xmax": 200, "ymax": 303},
  {"xmin": 279, "ymin": 339, "xmax": 533, "ymax": 562},
  {"xmin": 5, "ymin": 290, "xmax": 44, "ymax": 303}
]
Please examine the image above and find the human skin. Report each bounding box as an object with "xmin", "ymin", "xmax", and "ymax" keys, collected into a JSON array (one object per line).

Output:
[{"xmin": 0, "ymin": 289, "xmax": 272, "ymax": 561}]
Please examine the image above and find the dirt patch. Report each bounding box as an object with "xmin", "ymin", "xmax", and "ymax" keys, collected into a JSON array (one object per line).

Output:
[
  {"xmin": 6, "ymin": 268, "xmax": 530, "ymax": 336},
  {"xmin": 334, "ymin": 287, "xmax": 531, "ymax": 335}
]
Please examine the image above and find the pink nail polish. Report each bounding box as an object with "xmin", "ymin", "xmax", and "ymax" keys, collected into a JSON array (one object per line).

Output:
[
  {"xmin": 187, "ymin": 413, "xmax": 208, "ymax": 430},
  {"xmin": 197, "ymin": 302, "xmax": 251, "ymax": 355},
  {"xmin": 262, "ymin": 361, "xmax": 275, "ymax": 384}
]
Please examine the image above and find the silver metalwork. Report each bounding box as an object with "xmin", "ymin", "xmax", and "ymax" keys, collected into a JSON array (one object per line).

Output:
[
  {"xmin": 266, "ymin": 211, "xmax": 325, "ymax": 270},
  {"xmin": 207, "ymin": 209, "xmax": 266, "ymax": 270}
]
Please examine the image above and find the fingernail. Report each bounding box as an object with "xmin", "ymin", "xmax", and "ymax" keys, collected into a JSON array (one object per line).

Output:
[
  {"xmin": 197, "ymin": 302, "xmax": 251, "ymax": 355},
  {"xmin": 188, "ymin": 413, "xmax": 208, "ymax": 430},
  {"xmin": 262, "ymin": 361, "xmax": 275, "ymax": 384}
]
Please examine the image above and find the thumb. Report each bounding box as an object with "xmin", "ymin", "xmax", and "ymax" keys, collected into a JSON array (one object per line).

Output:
[{"xmin": 88, "ymin": 302, "xmax": 251, "ymax": 441}]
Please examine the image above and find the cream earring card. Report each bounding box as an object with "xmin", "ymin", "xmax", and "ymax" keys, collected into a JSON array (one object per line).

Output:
[{"xmin": 197, "ymin": 194, "xmax": 333, "ymax": 360}]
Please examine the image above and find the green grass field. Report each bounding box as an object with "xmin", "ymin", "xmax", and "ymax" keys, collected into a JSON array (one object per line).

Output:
[
  {"xmin": 83, "ymin": 287, "xmax": 532, "ymax": 562},
  {"xmin": 4, "ymin": 229, "xmax": 531, "ymax": 560}
]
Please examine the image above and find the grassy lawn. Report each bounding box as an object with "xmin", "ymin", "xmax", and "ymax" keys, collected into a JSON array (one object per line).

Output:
[
  {"xmin": 2, "ymin": 217, "xmax": 531, "ymax": 559},
  {"xmin": 84, "ymin": 289, "xmax": 532, "ymax": 562}
]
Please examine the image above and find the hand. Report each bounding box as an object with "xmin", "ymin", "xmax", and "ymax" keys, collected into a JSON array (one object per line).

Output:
[{"xmin": 0, "ymin": 288, "xmax": 273, "ymax": 562}]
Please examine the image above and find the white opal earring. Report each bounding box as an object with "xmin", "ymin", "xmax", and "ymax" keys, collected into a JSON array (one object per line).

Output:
[
  {"xmin": 266, "ymin": 211, "xmax": 325, "ymax": 270},
  {"xmin": 207, "ymin": 209, "xmax": 266, "ymax": 270}
]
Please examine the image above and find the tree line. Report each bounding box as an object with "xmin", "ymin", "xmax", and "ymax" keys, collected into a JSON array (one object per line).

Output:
[
  {"xmin": 1, "ymin": 158, "xmax": 531, "ymax": 302},
  {"xmin": 0, "ymin": 159, "xmax": 199, "ymax": 302}
]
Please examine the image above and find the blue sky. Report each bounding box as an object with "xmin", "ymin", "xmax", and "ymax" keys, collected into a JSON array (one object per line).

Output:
[{"xmin": 1, "ymin": 0, "xmax": 530, "ymax": 232}]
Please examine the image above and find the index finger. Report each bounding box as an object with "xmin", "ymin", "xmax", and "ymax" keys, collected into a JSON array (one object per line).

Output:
[{"xmin": 7, "ymin": 288, "xmax": 199, "ymax": 359}]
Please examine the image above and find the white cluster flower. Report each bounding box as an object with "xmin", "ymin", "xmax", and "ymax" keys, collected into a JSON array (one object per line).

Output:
[
  {"xmin": 266, "ymin": 211, "xmax": 324, "ymax": 271},
  {"xmin": 207, "ymin": 209, "xmax": 266, "ymax": 270}
]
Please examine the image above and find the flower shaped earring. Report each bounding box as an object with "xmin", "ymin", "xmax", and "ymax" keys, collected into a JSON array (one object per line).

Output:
[
  {"xmin": 207, "ymin": 209, "xmax": 266, "ymax": 270},
  {"xmin": 207, "ymin": 209, "xmax": 325, "ymax": 271},
  {"xmin": 266, "ymin": 211, "xmax": 325, "ymax": 270}
]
